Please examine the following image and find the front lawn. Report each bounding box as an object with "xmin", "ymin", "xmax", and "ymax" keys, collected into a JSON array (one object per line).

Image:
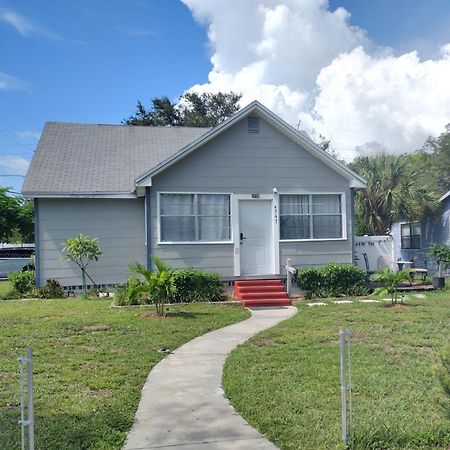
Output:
[
  {"xmin": 0, "ymin": 279, "xmax": 12, "ymax": 299},
  {"xmin": 0, "ymin": 298, "xmax": 250, "ymax": 449},
  {"xmin": 223, "ymin": 291, "xmax": 450, "ymax": 449}
]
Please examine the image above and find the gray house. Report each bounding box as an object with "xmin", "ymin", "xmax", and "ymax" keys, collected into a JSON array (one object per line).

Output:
[
  {"xmin": 391, "ymin": 191, "xmax": 450, "ymax": 271},
  {"xmin": 23, "ymin": 101, "xmax": 366, "ymax": 289}
]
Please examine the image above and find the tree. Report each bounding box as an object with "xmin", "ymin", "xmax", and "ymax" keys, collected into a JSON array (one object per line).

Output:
[
  {"xmin": 421, "ymin": 127, "xmax": 450, "ymax": 193},
  {"xmin": 123, "ymin": 91, "xmax": 242, "ymax": 127},
  {"xmin": 349, "ymin": 153, "xmax": 441, "ymax": 235},
  {"xmin": 61, "ymin": 234, "xmax": 102, "ymax": 295},
  {"xmin": 427, "ymin": 243, "xmax": 450, "ymax": 277},
  {"xmin": 129, "ymin": 257, "xmax": 176, "ymax": 316},
  {"xmin": 371, "ymin": 268, "xmax": 411, "ymax": 305},
  {"xmin": 0, "ymin": 188, "xmax": 34, "ymax": 243}
]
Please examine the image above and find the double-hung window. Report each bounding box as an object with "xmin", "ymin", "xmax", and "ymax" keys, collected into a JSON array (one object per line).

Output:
[
  {"xmin": 280, "ymin": 194, "xmax": 343, "ymax": 240},
  {"xmin": 400, "ymin": 222, "xmax": 421, "ymax": 249},
  {"xmin": 159, "ymin": 193, "xmax": 231, "ymax": 243}
]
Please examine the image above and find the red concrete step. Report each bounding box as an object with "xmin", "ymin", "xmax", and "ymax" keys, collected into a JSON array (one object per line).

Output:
[
  {"xmin": 240, "ymin": 292, "xmax": 289, "ymax": 300},
  {"xmin": 235, "ymin": 279, "xmax": 283, "ymax": 287},
  {"xmin": 237, "ymin": 285, "xmax": 285, "ymax": 294},
  {"xmin": 241, "ymin": 298, "xmax": 292, "ymax": 307}
]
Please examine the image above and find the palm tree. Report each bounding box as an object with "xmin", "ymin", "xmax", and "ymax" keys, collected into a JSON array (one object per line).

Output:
[
  {"xmin": 371, "ymin": 268, "xmax": 411, "ymax": 305},
  {"xmin": 350, "ymin": 153, "xmax": 441, "ymax": 235}
]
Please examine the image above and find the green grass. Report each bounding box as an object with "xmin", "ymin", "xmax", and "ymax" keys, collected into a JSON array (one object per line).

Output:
[
  {"xmin": 0, "ymin": 298, "xmax": 250, "ymax": 449},
  {"xmin": 223, "ymin": 291, "xmax": 450, "ymax": 450},
  {"xmin": 0, "ymin": 279, "xmax": 12, "ymax": 299}
]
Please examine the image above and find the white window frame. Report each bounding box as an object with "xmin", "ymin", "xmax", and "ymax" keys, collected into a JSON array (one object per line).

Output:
[
  {"xmin": 157, "ymin": 191, "xmax": 234, "ymax": 245},
  {"xmin": 278, "ymin": 191, "xmax": 347, "ymax": 242}
]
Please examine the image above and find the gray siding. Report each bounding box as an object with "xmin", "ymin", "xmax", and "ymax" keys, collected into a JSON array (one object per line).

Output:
[
  {"xmin": 150, "ymin": 116, "xmax": 353, "ymax": 276},
  {"xmin": 38, "ymin": 199, "xmax": 146, "ymax": 287}
]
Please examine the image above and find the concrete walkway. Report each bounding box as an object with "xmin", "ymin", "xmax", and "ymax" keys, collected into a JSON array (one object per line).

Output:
[{"xmin": 124, "ymin": 306, "xmax": 297, "ymax": 450}]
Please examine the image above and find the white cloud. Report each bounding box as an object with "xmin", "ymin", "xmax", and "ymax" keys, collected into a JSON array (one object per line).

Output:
[
  {"xmin": 182, "ymin": 0, "xmax": 450, "ymax": 160},
  {"xmin": 15, "ymin": 130, "xmax": 41, "ymax": 140},
  {"xmin": 0, "ymin": 156, "xmax": 30, "ymax": 175},
  {"xmin": 0, "ymin": 72, "xmax": 30, "ymax": 92},
  {"xmin": 117, "ymin": 27, "xmax": 154, "ymax": 37},
  {"xmin": 0, "ymin": 9, "xmax": 61, "ymax": 39}
]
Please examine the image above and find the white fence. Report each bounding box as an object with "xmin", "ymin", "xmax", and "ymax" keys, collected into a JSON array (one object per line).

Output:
[{"xmin": 355, "ymin": 236, "xmax": 395, "ymax": 272}]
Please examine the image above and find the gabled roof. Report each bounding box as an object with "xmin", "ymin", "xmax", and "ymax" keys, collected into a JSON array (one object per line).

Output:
[
  {"xmin": 22, "ymin": 122, "xmax": 209, "ymax": 197},
  {"xmin": 136, "ymin": 100, "xmax": 367, "ymax": 189},
  {"xmin": 439, "ymin": 190, "xmax": 450, "ymax": 202}
]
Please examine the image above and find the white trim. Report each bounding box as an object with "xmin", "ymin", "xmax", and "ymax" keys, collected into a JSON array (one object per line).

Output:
[
  {"xmin": 22, "ymin": 191, "xmax": 137, "ymax": 199},
  {"xmin": 439, "ymin": 191, "xmax": 450, "ymax": 202},
  {"xmin": 232, "ymin": 193, "xmax": 280, "ymax": 277},
  {"xmin": 278, "ymin": 191, "xmax": 348, "ymax": 242},
  {"xmin": 157, "ymin": 191, "xmax": 234, "ymax": 245},
  {"xmin": 135, "ymin": 100, "xmax": 367, "ymax": 189}
]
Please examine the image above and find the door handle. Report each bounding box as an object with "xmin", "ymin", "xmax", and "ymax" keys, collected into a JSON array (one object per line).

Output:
[{"xmin": 240, "ymin": 233, "xmax": 247, "ymax": 241}]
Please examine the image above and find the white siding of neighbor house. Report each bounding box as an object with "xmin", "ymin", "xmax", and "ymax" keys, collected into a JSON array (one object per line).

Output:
[
  {"xmin": 150, "ymin": 116, "xmax": 353, "ymax": 277},
  {"xmin": 37, "ymin": 199, "xmax": 146, "ymax": 287}
]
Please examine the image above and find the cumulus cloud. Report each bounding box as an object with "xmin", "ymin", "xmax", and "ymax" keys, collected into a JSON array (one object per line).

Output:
[
  {"xmin": 181, "ymin": 0, "xmax": 450, "ymax": 160},
  {"xmin": 0, "ymin": 156, "xmax": 30, "ymax": 175},
  {"xmin": 0, "ymin": 71, "xmax": 30, "ymax": 92}
]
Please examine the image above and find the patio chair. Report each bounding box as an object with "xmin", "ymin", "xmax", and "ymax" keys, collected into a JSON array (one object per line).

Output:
[{"xmin": 362, "ymin": 253, "xmax": 376, "ymax": 282}]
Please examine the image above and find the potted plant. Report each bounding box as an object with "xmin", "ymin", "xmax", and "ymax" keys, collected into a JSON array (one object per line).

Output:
[{"xmin": 426, "ymin": 243, "xmax": 450, "ymax": 288}]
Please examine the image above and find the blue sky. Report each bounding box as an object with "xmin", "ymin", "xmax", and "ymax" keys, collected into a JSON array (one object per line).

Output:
[{"xmin": 1, "ymin": 0, "xmax": 450, "ymax": 193}]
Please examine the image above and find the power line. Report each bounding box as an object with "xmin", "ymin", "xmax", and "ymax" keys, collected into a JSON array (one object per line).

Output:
[{"xmin": 0, "ymin": 131, "xmax": 36, "ymax": 152}]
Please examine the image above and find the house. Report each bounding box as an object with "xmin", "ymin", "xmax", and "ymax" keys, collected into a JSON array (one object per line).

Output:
[
  {"xmin": 22, "ymin": 101, "xmax": 366, "ymax": 290},
  {"xmin": 391, "ymin": 191, "xmax": 450, "ymax": 272}
]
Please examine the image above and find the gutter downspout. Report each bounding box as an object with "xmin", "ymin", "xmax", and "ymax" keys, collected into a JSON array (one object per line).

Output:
[
  {"xmin": 145, "ymin": 187, "xmax": 152, "ymax": 269},
  {"xmin": 34, "ymin": 199, "xmax": 40, "ymax": 287},
  {"xmin": 350, "ymin": 188, "xmax": 356, "ymax": 265}
]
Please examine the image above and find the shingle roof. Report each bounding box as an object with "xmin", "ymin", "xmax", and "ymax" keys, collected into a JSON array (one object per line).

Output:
[{"xmin": 22, "ymin": 122, "xmax": 209, "ymax": 195}]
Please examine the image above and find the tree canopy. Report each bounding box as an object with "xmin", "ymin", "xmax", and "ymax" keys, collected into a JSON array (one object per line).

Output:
[
  {"xmin": 0, "ymin": 188, "xmax": 34, "ymax": 243},
  {"xmin": 349, "ymin": 153, "xmax": 441, "ymax": 236},
  {"xmin": 123, "ymin": 92, "xmax": 242, "ymax": 127}
]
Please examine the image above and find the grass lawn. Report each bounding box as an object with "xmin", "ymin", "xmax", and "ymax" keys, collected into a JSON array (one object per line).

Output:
[
  {"xmin": 0, "ymin": 279, "xmax": 12, "ymax": 299},
  {"xmin": 0, "ymin": 298, "xmax": 250, "ymax": 449},
  {"xmin": 223, "ymin": 291, "xmax": 450, "ymax": 450}
]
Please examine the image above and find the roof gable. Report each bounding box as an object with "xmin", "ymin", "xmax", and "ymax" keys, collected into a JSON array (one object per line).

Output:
[{"xmin": 135, "ymin": 101, "xmax": 366, "ymax": 189}]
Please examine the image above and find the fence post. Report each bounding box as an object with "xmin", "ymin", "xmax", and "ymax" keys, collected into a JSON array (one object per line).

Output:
[
  {"xmin": 27, "ymin": 348, "xmax": 34, "ymax": 450},
  {"xmin": 339, "ymin": 328, "xmax": 348, "ymax": 446}
]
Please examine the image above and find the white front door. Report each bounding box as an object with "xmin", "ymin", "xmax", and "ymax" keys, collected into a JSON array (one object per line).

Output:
[{"xmin": 239, "ymin": 200, "xmax": 274, "ymax": 275}]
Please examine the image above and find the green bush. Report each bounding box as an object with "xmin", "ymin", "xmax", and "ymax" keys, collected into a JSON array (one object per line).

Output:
[
  {"xmin": 171, "ymin": 268, "xmax": 225, "ymax": 303},
  {"xmin": 8, "ymin": 270, "xmax": 35, "ymax": 296},
  {"xmin": 296, "ymin": 268, "xmax": 327, "ymax": 299},
  {"xmin": 38, "ymin": 279, "xmax": 65, "ymax": 299},
  {"xmin": 114, "ymin": 277, "xmax": 146, "ymax": 306},
  {"xmin": 297, "ymin": 263, "xmax": 366, "ymax": 299}
]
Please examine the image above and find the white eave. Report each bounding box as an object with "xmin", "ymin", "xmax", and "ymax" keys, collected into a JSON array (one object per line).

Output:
[
  {"xmin": 22, "ymin": 191, "xmax": 137, "ymax": 199},
  {"xmin": 135, "ymin": 100, "xmax": 367, "ymax": 189},
  {"xmin": 439, "ymin": 190, "xmax": 450, "ymax": 202}
]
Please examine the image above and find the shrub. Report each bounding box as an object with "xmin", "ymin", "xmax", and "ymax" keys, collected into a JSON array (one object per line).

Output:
[
  {"xmin": 38, "ymin": 279, "xmax": 65, "ymax": 299},
  {"xmin": 171, "ymin": 269, "xmax": 225, "ymax": 303},
  {"xmin": 114, "ymin": 277, "xmax": 145, "ymax": 306},
  {"xmin": 8, "ymin": 270, "xmax": 35, "ymax": 296},
  {"xmin": 297, "ymin": 263, "xmax": 367, "ymax": 299},
  {"xmin": 296, "ymin": 268, "xmax": 327, "ymax": 299},
  {"xmin": 322, "ymin": 263, "xmax": 366, "ymax": 297}
]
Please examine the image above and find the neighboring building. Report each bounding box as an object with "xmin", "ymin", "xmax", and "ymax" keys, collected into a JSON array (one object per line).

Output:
[
  {"xmin": 22, "ymin": 101, "xmax": 366, "ymax": 289},
  {"xmin": 391, "ymin": 191, "xmax": 450, "ymax": 272}
]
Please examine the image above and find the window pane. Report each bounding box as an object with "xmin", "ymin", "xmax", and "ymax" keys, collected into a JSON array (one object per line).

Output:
[
  {"xmin": 280, "ymin": 215, "xmax": 310, "ymax": 239},
  {"xmin": 198, "ymin": 194, "xmax": 230, "ymax": 216},
  {"xmin": 411, "ymin": 235, "xmax": 421, "ymax": 249},
  {"xmin": 280, "ymin": 195, "xmax": 310, "ymax": 215},
  {"xmin": 401, "ymin": 223, "xmax": 411, "ymax": 237},
  {"xmin": 160, "ymin": 194, "xmax": 194, "ymax": 215},
  {"xmin": 161, "ymin": 216, "xmax": 195, "ymax": 242},
  {"xmin": 199, "ymin": 216, "xmax": 231, "ymax": 241},
  {"xmin": 313, "ymin": 215, "xmax": 342, "ymax": 238},
  {"xmin": 312, "ymin": 194, "xmax": 341, "ymax": 214},
  {"xmin": 401, "ymin": 236, "xmax": 411, "ymax": 249},
  {"xmin": 412, "ymin": 222, "xmax": 421, "ymax": 236}
]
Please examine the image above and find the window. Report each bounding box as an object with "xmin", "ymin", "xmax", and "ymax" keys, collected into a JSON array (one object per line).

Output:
[
  {"xmin": 160, "ymin": 193, "xmax": 231, "ymax": 243},
  {"xmin": 401, "ymin": 222, "xmax": 421, "ymax": 249},
  {"xmin": 280, "ymin": 194, "xmax": 343, "ymax": 240}
]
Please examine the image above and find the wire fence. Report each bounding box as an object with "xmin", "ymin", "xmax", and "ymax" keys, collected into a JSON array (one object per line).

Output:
[{"xmin": 340, "ymin": 324, "xmax": 449, "ymax": 449}]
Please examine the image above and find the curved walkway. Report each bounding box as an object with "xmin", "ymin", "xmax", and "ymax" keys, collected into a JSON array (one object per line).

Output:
[{"xmin": 124, "ymin": 306, "xmax": 297, "ymax": 450}]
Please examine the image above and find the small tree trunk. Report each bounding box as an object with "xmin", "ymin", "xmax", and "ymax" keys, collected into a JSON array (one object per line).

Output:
[{"xmin": 81, "ymin": 268, "xmax": 87, "ymax": 296}]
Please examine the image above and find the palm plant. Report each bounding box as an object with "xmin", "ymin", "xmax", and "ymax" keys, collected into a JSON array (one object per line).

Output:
[
  {"xmin": 371, "ymin": 268, "xmax": 411, "ymax": 305},
  {"xmin": 350, "ymin": 154, "xmax": 441, "ymax": 235},
  {"xmin": 129, "ymin": 256, "xmax": 176, "ymax": 316},
  {"xmin": 427, "ymin": 243, "xmax": 450, "ymax": 277}
]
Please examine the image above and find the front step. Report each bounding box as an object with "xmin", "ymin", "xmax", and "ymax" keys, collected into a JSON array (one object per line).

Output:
[{"xmin": 234, "ymin": 279, "xmax": 291, "ymax": 307}]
